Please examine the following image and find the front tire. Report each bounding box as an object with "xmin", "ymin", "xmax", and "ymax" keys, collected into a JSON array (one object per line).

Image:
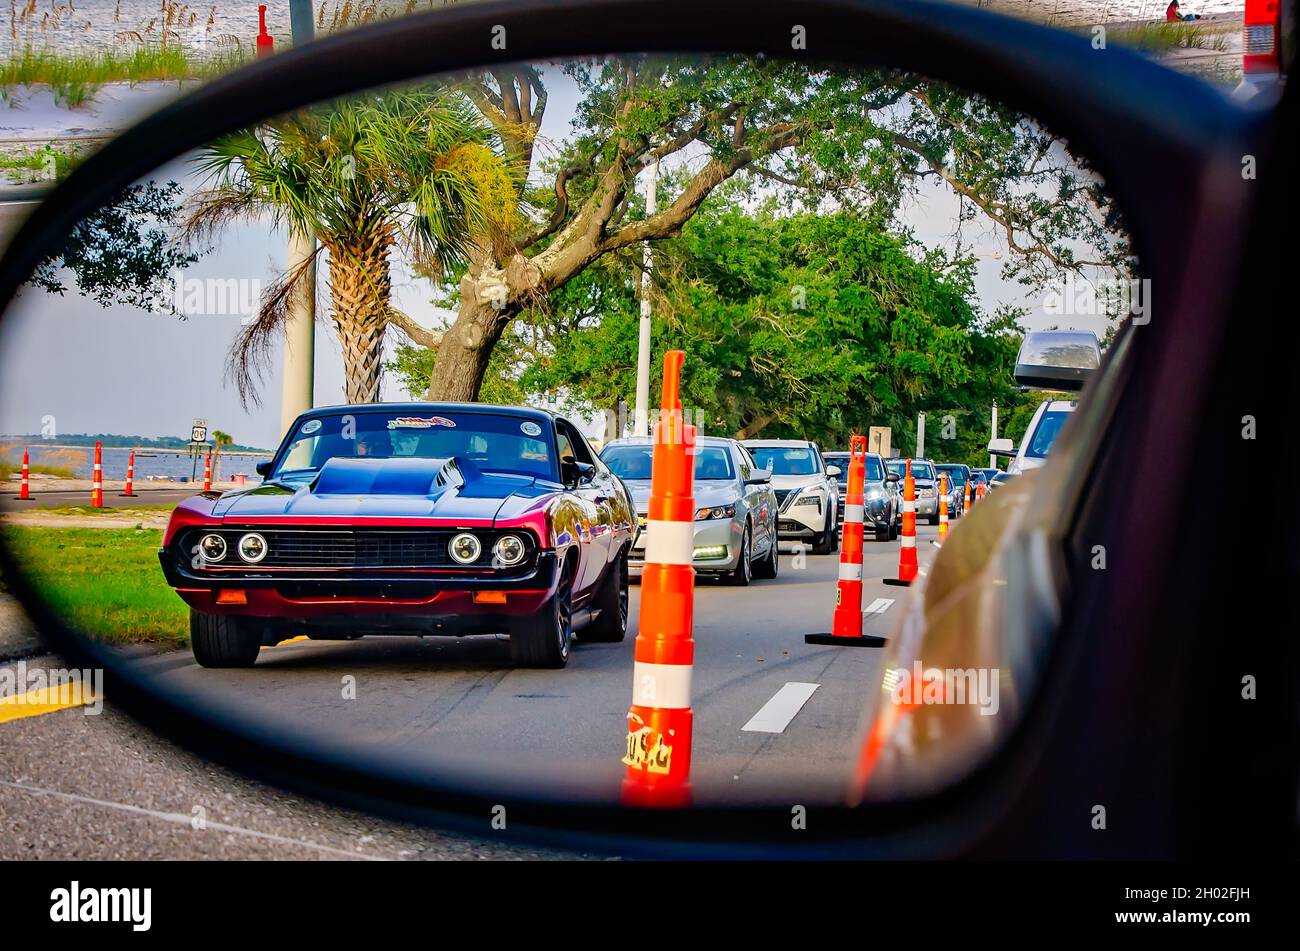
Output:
[
  {"xmin": 753, "ymin": 527, "xmax": 780, "ymax": 579},
  {"xmin": 728, "ymin": 524, "xmax": 754, "ymax": 586},
  {"xmin": 583, "ymin": 547, "xmax": 629, "ymax": 642},
  {"xmin": 510, "ymin": 573, "xmax": 574, "ymax": 668},
  {"xmin": 811, "ymin": 510, "xmax": 837, "ymax": 555},
  {"xmin": 190, "ymin": 610, "xmax": 261, "ymax": 668}
]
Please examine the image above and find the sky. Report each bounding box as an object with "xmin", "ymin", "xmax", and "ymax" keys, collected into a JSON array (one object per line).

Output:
[{"xmin": 0, "ymin": 59, "xmax": 1120, "ymax": 450}]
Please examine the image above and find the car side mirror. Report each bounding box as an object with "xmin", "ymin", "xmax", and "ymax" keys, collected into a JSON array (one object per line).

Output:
[
  {"xmin": 255, "ymin": 461, "xmax": 273, "ymax": 477},
  {"xmin": 988, "ymin": 437, "xmax": 1017, "ymax": 458},
  {"xmin": 745, "ymin": 468, "xmax": 772, "ymax": 485},
  {"xmin": 825, "ymin": 465, "xmax": 842, "ymax": 478},
  {"xmin": 886, "ymin": 473, "xmax": 901, "ymax": 483}
]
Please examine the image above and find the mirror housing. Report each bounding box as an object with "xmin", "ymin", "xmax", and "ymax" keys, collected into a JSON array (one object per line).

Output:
[
  {"xmin": 988, "ymin": 438, "xmax": 1017, "ymax": 458},
  {"xmin": 1013, "ymin": 330, "xmax": 1100, "ymax": 392},
  {"xmin": 745, "ymin": 469, "xmax": 773, "ymax": 485},
  {"xmin": 255, "ymin": 461, "xmax": 273, "ymax": 477},
  {"xmin": 565, "ymin": 461, "xmax": 597, "ymax": 486},
  {"xmin": 886, "ymin": 473, "xmax": 901, "ymax": 483},
  {"xmin": 825, "ymin": 465, "xmax": 842, "ymax": 478}
]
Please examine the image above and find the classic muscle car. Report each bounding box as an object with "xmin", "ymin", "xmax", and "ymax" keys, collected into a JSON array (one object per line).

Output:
[{"xmin": 159, "ymin": 404, "xmax": 636, "ymax": 670}]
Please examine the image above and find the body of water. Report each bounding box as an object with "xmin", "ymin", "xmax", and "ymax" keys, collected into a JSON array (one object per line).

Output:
[{"xmin": 3, "ymin": 441, "xmax": 269, "ymax": 482}]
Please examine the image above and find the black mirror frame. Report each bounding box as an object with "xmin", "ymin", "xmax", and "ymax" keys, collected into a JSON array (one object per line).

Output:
[{"xmin": 0, "ymin": 0, "xmax": 1268, "ymax": 858}]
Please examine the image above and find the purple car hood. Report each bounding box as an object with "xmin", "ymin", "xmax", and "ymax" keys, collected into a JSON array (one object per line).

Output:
[{"xmin": 210, "ymin": 456, "xmax": 558, "ymax": 522}]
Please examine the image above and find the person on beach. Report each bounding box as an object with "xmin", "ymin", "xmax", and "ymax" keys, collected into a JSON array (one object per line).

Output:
[{"xmin": 1166, "ymin": 1, "xmax": 1201, "ymax": 21}]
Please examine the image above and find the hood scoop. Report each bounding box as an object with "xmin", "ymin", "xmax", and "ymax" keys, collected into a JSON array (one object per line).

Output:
[{"xmin": 311, "ymin": 456, "xmax": 478, "ymax": 497}]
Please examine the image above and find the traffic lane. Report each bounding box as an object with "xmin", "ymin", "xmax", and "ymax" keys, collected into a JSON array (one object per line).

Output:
[
  {"xmin": 128, "ymin": 526, "xmax": 939, "ymax": 805},
  {"xmin": 0, "ymin": 656, "xmax": 588, "ymax": 860},
  {"xmin": 0, "ymin": 487, "xmax": 201, "ymax": 512}
]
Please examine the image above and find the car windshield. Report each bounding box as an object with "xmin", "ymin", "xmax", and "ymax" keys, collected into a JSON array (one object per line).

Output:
[
  {"xmin": 937, "ymin": 467, "xmax": 966, "ymax": 485},
  {"xmin": 273, "ymin": 411, "xmax": 556, "ymax": 480},
  {"xmin": 602, "ymin": 444, "xmax": 734, "ymax": 481},
  {"xmin": 826, "ymin": 457, "xmax": 884, "ymax": 483},
  {"xmin": 749, "ymin": 447, "xmax": 820, "ymax": 476},
  {"xmin": 1025, "ymin": 410, "xmax": 1071, "ymax": 458},
  {"xmin": 887, "ymin": 461, "xmax": 933, "ymax": 480}
]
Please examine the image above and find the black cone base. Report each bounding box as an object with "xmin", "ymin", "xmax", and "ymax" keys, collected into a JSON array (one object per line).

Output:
[
  {"xmin": 882, "ymin": 578, "xmax": 913, "ymax": 587},
  {"xmin": 805, "ymin": 632, "xmax": 887, "ymax": 648}
]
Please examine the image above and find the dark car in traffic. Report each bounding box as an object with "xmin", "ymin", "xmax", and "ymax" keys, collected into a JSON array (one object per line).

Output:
[
  {"xmin": 824, "ymin": 450, "xmax": 900, "ymax": 540},
  {"xmin": 159, "ymin": 404, "xmax": 636, "ymax": 670}
]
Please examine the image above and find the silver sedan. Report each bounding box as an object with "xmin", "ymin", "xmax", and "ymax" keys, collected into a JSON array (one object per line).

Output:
[{"xmin": 599, "ymin": 435, "xmax": 780, "ymax": 585}]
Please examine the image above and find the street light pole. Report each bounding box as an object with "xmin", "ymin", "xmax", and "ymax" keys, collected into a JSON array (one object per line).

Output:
[
  {"xmin": 916, "ymin": 411, "xmax": 926, "ymax": 459},
  {"xmin": 989, "ymin": 400, "xmax": 999, "ymax": 469},
  {"xmin": 632, "ymin": 159, "xmax": 658, "ymax": 438},
  {"xmin": 279, "ymin": 2, "xmax": 318, "ymax": 434}
]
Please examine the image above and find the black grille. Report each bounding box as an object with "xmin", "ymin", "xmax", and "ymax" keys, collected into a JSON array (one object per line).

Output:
[
  {"xmin": 773, "ymin": 488, "xmax": 796, "ymax": 507},
  {"xmin": 184, "ymin": 528, "xmax": 525, "ymax": 570}
]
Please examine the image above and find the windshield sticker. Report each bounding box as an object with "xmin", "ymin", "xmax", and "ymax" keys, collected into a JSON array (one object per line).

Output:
[
  {"xmin": 300, "ymin": 419, "xmax": 322, "ymax": 435},
  {"xmin": 520, "ymin": 421, "xmax": 542, "ymax": 436},
  {"xmin": 387, "ymin": 415, "xmax": 456, "ymax": 430}
]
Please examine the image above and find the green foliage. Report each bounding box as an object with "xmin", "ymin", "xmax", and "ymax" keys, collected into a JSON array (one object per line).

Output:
[
  {"xmin": 26, "ymin": 181, "xmax": 201, "ymax": 313},
  {"xmin": 509, "ymin": 199, "xmax": 1031, "ymax": 450}
]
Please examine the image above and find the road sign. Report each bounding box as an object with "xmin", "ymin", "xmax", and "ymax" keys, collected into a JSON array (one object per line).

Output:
[
  {"xmin": 191, "ymin": 418, "xmax": 208, "ymax": 444},
  {"xmin": 868, "ymin": 426, "xmax": 891, "ymax": 458}
]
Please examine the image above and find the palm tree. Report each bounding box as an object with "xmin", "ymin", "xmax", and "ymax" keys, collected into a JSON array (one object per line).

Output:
[
  {"xmin": 186, "ymin": 87, "xmax": 520, "ymax": 405},
  {"xmin": 210, "ymin": 429, "xmax": 233, "ymax": 481}
]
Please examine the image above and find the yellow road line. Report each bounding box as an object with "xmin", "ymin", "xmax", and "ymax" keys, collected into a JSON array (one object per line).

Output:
[
  {"xmin": 261, "ymin": 634, "xmax": 309, "ymax": 650},
  {"xmin": 0, "ymin": 682, "xmax": 100, "ymax": 724}
]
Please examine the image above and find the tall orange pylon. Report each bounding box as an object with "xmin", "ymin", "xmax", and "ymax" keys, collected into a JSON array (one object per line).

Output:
[
  {"xmin": 937, "ymin": 473, "xmax": 949, "ymax": 541},
  {"xmin": 203, "ymin": 451, "xmax": 213, "ymax": 492},
  {"xmin": 14, "ymin": 447, "xmax": 33, "ymax": 501},
  {"xmin": 963, "ymin": 475, "xmax": 971, "ymax": 514},
  {"xmin": 120, "ymin": 449, "xmax": 138, "ymax": 497},
  {"xmin": 622, "ymin": 350, "xmax": 695, "ymax": 807},
  {"xmin": 807, "ymin": 434, "xmax": 884, "ymax": 648},
  {"xmin": 883, "ymin": 459, "xmax": 918, "ymax": 586},
  {"xmin": 90, "ymin": 442, "xmax": 103, "ymax": 508}
]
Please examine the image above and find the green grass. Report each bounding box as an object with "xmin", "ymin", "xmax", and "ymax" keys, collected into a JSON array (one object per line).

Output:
[
  {"xmin": 0, "ymin": 44, "xmax": 252, "ymax": 106},
  {"xmin": 15, "ymin": 504, "xmax": 176, "ymax": 516},
  {"xmin": 0, "ymin": 461, "xmax": 79, "ymax": 480},
  {"xmin": 1108, "ymin": 22, "xmax": 1231, "ymax": 54},
  {"xmin": 0, "ymin": 526, "xmax": 188, "ymax": 646}
]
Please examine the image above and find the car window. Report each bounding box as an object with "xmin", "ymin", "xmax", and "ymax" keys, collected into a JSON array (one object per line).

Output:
[
  {"xmin": 748, "ymin": 447, "xmax": 819, "ymax": 475},
  {"xmin": 602, "ymin": 444, "xmax": 734, "ymax": 480},
  {"xmin": 1025, "ymin": 410, "xmax": 1072, "ymax": 458},
  {"xmin": 274, "ymin": 411, "xmax": 557, "ymax": 480}
]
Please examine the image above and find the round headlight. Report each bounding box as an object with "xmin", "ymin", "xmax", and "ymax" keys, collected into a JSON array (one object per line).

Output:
[
  {"xmin": 237, "ymin": 532, "xmax": 268, "ymax": 563},
  {"xmin": 198, "ymin": 533, "xmax": 227, "ymax": 562},
  {"xmin": 493, "ymin": 534, "xmax": 526, "ymax": 566},
  {"xmin": 449, "ymin": 532, "xmax": 482, "ymax": 565}
]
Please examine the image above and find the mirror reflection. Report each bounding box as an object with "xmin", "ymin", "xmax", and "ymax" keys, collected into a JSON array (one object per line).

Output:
[{"xmin": 0, "ymin": 53, "xmax": 1134, "ymax": 805}]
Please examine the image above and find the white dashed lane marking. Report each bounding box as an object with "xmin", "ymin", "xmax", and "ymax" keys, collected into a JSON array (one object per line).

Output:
[
  {"xmin": 742, "ymin": 682, "xmax": 820, "ymax": 734},
  {"xmin": 863, "ymin": 597, "xmax": 895, "ymax": 617}
]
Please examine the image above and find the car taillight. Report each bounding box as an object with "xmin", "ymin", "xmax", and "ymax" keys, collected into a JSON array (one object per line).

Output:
[{"xmin": 1243, "ymin": 0, "xmax": 1281, "ymax": 74}]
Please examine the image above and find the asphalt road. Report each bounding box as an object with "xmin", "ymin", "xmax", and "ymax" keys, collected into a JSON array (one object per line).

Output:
[
  {"xmin": 0, "ymin": 486, "xmax": 200, "ymax": 512},
  {"xmin": 126, "ymin": 525, "xmax": 942, "ymax": 807}
]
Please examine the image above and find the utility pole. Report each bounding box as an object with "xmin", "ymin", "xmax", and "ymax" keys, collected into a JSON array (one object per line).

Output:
[
  {"xmin": 278, "ymin": 2, "xmax": 318, "ymax": 434},
  {"xmin": 916, "ymin": 411, "xmax": 926, "ymax": 459},
  {"xmin": 989, "ymin": 401, "xmax": 999, "ymax": 469},
  {"xmin": 632, "ymin": 159, "xmax": 658, "ymax": 438}
]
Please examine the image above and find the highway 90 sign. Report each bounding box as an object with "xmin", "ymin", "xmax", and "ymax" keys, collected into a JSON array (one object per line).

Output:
[{"xmin": 191, "ymin": 419, "xmax": 208, "ymax": 444}]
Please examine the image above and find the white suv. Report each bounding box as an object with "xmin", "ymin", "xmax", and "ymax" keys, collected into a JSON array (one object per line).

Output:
[{"xmin": 741, "ymin": 439, "xmax": 840, "ymax": 555}]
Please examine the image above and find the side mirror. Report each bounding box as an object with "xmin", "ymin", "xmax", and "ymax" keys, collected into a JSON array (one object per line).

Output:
[
  {"xmin": 1013, "ymin": 329, "xmax": 1100, "ymax": 391},
  {"xmin": 988, "ymin": 437, "xmax": 1017, "ymax": 458},
  {"xmin": 886, "ymin": 473, "xmax": 901, "ymax": 483},
  {"xmin": 745, "ymin": 468, "xmax": 773, "ymax": 485},
  {"xmin": 255, "ymin": 461, "xmax": 273, "ymax": 477},
  {"xmin": 825, "ymin": 465, "xmax": 842, "ymax": 478}
]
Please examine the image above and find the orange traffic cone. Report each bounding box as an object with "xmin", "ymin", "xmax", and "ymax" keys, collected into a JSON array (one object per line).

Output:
[
  {"xmin": 937, "ymin": 473, "xmax": 949, "ymax": 541},
  {"xmin": 90, "ymin": 442, "xmax": 103, "ymax": 508},
  {"xmin": 976, "ymin": 477, "xmax": 987, "ymax": 504},
  {"xmin": 884, "ymin": 459, "xmax": 918, "ymax": 586},
  {"xmin": 203, "ymin": 451, "xmax": 213, "ymax": 492},
  {"xmin": 807, "ymin": 434, "xmax": 884, "ymax": 648},
  {"xmin": 622, "ymin": 350, "xmax": 695, "ymax": 808},
  {"xmin": 13, "ymin": 447, "xmax": 34, "ymax": 501},
  {"xmin": 120, "ymin": 449, "xmax": 138, "ymax": 497},
  {"xmin": 963, "ymin": 476, "xmax": 971, "ymax": 514}
]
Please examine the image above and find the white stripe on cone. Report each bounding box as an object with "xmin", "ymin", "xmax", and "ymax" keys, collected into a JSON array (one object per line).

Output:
[
  {"xmin": 838, "ymin": 562, "xmax": 863, "ymax": 581},
  {"xmin": 631, "ymin": 661, "xmax": 693, "ymax": 709},
  {"xmin": 901, "ymin": 535, "xmax": 915, "ymax": 548},
  {"xmin": 643, "ymin": 519, "xmax": 695, "ymax": 565},
  {"xmin": 844, "ymin": 503, "xmax": 864, "ymax": 523}
]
